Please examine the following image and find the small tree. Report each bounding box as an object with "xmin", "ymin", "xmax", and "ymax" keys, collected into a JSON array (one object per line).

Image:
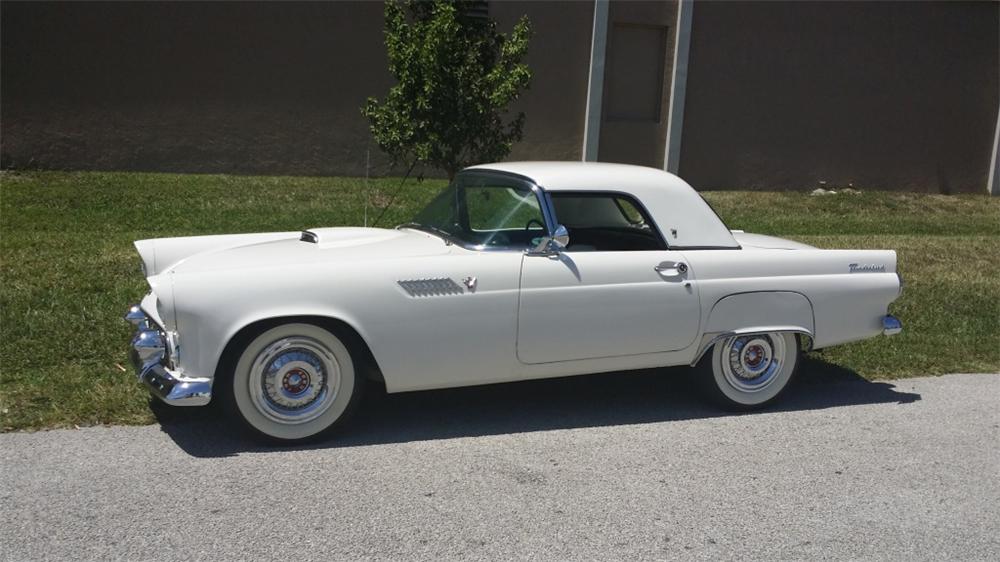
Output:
[{"xmin": 362, "ymin": 0, "xmax": 532, "ymax": 180}]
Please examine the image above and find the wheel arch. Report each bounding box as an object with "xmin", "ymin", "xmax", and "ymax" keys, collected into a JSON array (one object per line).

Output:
[
  {"xmin": 214, "ymin": 315, "xmax": 385, "ymax": 390},
  {"xmin": 691, "ymin": 291, "xmax": 815, "ymax": 366}
]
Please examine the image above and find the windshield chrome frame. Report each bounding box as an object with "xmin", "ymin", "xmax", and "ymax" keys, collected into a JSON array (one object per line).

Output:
[{"xmin": 398, "ymin": 169, "xmax": 557, "ymax": 253}]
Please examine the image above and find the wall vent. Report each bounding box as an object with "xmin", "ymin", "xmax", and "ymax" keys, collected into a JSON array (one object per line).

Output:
[{"xmin": 463, "ymin": 1, "xmax": 489, "ymax": 20}]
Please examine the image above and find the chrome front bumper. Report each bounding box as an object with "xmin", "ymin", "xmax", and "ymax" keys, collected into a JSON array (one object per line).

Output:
[
  {"xmin": 125, "ymin": 304, "xmax": 212, "ymax": 406},
  {"xmin": 882, "ymin": 314, "xmax": 903, "ymax": 336}
]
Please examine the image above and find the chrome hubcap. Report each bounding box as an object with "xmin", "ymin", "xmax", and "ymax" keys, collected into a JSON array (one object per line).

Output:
[
  {"xmin": 721, "ymin": 334, "xmax": 784, "ymax": 393},
  {"xmin": 248, "ymin": 336, "xmax": 341, "ymax": 424}
]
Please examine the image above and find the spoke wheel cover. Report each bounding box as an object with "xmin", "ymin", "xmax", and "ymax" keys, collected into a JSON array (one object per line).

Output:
[
  {"xmin": 230, "ymin": 323, "xmax": 358, "ymax": 442},
  {"xmin": 247, "ymin": 335, "xmax": 341, "ymax": 425},
  {"xmin": 705, "ymin": 331, "xmax": 798, "ymax": 408},
  {"xmin": 720, "ymin": 334, "xmax": 785, "ymax": 393}
]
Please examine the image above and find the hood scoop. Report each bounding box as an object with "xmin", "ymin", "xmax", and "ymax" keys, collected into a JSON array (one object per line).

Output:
[{"xmin": 296, "ymin": 227, "xmax": 406, "ymax": 248}]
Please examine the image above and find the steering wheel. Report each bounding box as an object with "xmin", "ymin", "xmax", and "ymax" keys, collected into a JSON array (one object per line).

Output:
[{"xmin": 525, "ymin": 218, "xmax": 545, "ymax": 232}]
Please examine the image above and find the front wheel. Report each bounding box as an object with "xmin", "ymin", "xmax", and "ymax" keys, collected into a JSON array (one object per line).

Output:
[
  {"xmin": 696, "ymin": 332, "xmax": 800, "ymax": 410},
  {"xmin": 224, "ymin": 322, "xmax": 363, "ymax": 443}
]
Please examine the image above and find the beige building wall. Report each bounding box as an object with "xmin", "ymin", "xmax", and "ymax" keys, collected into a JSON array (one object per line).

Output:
[
  {"xmin": 0, "ymin": 1, "xmax": 593, "ymax": 177},
  {"xmin": 3, "ymin": 1, "xmax": 997, "ymax": 192},
  {"xmin": 678, "ymin": 0, "xmax": 1000, "ymax": 193},
  {"xmin": 2, "ymin": 1, "xmax": 392, "ymax": 176},
  {"xmin": 493, "ymin": 1, "xmax": 595, "ymax": 163}
]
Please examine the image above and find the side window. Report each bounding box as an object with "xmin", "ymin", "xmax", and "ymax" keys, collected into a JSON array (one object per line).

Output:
[
  {"xmin": 615, "ymin": 197, "xmax": 646, "ymax": 225},
  {"xmin": 550, "ymin": 193, "xmax": 666, "ymax": 252}
]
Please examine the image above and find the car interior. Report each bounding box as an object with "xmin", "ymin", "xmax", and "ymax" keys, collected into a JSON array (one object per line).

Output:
[{"xmin": 551, "ymin": 193, "xmax": 666, "ymax": 252}]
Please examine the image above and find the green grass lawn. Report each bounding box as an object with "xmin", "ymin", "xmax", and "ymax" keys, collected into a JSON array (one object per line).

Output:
[{"xmin": 1, "ymin": 171, "xmax": 998, "ymax": 431}]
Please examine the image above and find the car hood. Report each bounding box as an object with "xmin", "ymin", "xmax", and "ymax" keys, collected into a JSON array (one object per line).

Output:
[
  {"xmin": 730, "ymin": 231, "xmax": 815, "ymax": 250},
  {"xmin": 138, "ymin": 227, "xmax": 449, "ymax": 276}
]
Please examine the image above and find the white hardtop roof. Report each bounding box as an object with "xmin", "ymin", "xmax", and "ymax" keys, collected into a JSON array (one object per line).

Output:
[
  {"xmin": 466, "ymin": 161, "xmax": 690, "ymax": 194},
  {"xmin": 465, "ymin": 161, "xmax": 739, "ymax": 249}
]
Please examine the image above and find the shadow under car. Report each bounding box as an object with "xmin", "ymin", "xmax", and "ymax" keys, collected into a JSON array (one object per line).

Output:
[{"xmin": 152, "ymin": 355, "xmax": 921, "ymax": 458}]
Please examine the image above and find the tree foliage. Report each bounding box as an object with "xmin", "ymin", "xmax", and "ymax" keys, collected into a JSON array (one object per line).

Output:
[{"xmin": 362, "ymin": 0, "xmax": 532, "ymax": 179}]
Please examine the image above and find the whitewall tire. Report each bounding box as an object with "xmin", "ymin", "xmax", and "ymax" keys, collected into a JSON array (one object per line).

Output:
[
  {"xmin": 699, "ymin": 332, "xmax": 800, "ymax": 409},
  {"xmin": 226, "ymin": 323, "xmax": 362, "ymax": 443}
]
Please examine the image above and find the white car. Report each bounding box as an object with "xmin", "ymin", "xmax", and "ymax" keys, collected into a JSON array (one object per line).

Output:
[{"xmin": 125, "ymin": 162, "xmax": 903, "ymax": 442}]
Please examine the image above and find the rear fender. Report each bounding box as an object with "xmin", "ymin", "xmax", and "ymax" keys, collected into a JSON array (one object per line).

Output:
[{"xmin": 691, "ymin": 291, "xmax": 814, "ymax": 366}]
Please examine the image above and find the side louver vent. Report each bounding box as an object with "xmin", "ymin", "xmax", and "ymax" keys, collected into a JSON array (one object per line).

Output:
[{"xmin": 398, "ymin": 278, "xmax": 465, "ymax": 297}]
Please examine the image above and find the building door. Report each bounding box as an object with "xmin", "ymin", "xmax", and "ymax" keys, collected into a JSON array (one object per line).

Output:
[{"xmin": 597, "ymin": 1, "xmax": 678, "ymax": 168}]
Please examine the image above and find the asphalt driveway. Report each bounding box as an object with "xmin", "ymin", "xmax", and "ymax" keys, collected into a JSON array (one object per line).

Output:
[{"xmin": 2, "ymin": 366, "xmax": 998, "ymax": 561}]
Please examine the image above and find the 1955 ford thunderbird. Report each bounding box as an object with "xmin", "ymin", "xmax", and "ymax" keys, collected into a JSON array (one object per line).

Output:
[{"xmin": 125, "ymin": 162, "xmax": 903, "ymax": 442}]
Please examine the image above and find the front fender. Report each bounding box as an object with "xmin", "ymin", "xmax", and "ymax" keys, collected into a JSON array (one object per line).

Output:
[{"xmin": 177, "ymin": 303, "xmax": 374, "ymax": 390}]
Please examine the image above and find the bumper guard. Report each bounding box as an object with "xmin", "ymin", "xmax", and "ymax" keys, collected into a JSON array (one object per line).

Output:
[{"xmin": 125, "ymin": 304, "xmax": 211, "ymax": 406}]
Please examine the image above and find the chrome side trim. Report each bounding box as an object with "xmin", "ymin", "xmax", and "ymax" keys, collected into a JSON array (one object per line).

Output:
[
  {"xmin": 690, "ymin": 326, "xmax": 814, "ymax": 367},
  {"xmin": 882, "ymin": 315, "xmax": 903, "ymax": 336}
]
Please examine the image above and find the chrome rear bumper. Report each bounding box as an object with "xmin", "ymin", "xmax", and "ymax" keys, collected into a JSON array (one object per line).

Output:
[
  {"xmin": 882, "ymin": 314, "xmax": 903, "ymax": 336},
  {"xmin": 125, "ymin": 304, "xmax": 212, "ymax": 406}
]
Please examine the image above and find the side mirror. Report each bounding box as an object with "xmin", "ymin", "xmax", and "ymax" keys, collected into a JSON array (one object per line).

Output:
[
  {"xmin": 551, "ymin": 224, "xmax": 570, "ymax": 250},
  {"xmin": 530, "ymin": 224, "xmax": 570, "ymax": 255}
]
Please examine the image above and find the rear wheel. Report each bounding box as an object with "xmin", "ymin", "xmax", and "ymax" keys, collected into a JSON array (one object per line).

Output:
[
  {"xmin": 224, "ymin": 322, "xmax": 363, "ymax": 443},
  {"xmin": 697, "ymin": 332, "xmax": 799, "ymax": 409}
]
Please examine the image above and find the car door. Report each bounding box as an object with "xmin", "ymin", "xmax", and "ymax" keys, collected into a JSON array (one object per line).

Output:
[
  {"xmin": 381, "ymin": 171, "xmax": 553, "ymax": 390},
  {"xmin": 516, "ymin": 192, "xmax": 701, "ymax": 364}
]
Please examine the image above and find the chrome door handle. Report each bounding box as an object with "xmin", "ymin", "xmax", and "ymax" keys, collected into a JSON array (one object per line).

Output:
[{"xmin": 654, "ymin": 262, "xmax": 688, "ymax": 275}]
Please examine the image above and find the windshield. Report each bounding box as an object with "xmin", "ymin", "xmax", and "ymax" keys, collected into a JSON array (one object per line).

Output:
[{"xmin": 405, "ymin": 173, "xmax": 547, "ymax": 249}]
